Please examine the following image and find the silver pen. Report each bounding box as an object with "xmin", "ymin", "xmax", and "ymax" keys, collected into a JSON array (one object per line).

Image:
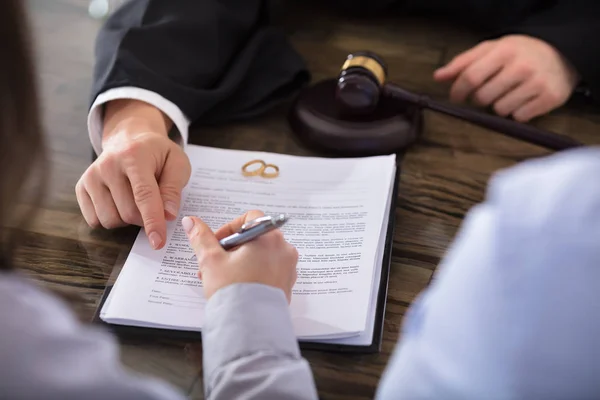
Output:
[
  {"xmin": 189, "ymin": 214, "xmax": 288, "ymax": 259},
  {"xmin": 219, "ymin": 213, "xmax": 288, "ymax": 250}
]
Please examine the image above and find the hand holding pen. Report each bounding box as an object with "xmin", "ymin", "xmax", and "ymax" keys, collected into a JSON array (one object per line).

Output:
[
  {"xmin": 187, "ymin": 213, "xmax": 288, "ymax": 254},
  {"xmin": 182, "ymin": 211, "xmax": 298, "ymax": 302}
]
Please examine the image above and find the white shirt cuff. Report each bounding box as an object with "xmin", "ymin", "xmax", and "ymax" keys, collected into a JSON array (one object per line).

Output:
[{"xmin": 87, "ymin": 87, "xmax": 190, "ymax": 155}]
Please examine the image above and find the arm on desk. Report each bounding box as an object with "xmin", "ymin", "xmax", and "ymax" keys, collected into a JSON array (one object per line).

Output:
[
  {"xmin": 376, "ymin": 147, "xmax": 600, "ymax": 399},
  {"xmin": 89, "ymin": 0, "xmax": 309, "ymax": 154},
  {"xmin": 0, "ymin": 274, "xmax": 186, "ymax": 400},
  {"xmin": 202, "ymin": 284, "xmax": 319, "ymax": 400}
]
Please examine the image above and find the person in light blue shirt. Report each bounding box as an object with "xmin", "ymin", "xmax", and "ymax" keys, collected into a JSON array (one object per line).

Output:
[{"xmin": 375, "ymin": 147, "xmax": 600, "ymax": 399}]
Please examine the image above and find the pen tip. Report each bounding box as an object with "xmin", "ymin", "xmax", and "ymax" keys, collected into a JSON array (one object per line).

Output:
[{"xmin": 276, "ymin": 213, "xmax": 287, "ymax": 222}]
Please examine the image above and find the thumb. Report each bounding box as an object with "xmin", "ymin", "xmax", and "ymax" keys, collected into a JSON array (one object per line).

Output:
[
  {"xmin": 159, "ymin": 149, "xmax": 192, "ymax": 220},
  {"xmin": 182, "ymin": 216, "xmax": 222, "ymax": 261}
]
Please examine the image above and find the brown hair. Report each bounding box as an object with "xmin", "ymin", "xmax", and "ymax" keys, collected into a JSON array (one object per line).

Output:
[{"xmin": 0, "ymin": 0, "xmax": 47, "ymax": 270}]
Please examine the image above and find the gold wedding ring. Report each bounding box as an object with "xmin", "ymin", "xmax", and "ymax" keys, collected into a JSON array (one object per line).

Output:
[
  {"xmin": 241, "ymin": 159, "xmax": 265, "ymax": 176},
  {"xmin": 241, "ymin": 159, "xmax": 280, "ymax": 178},
  {"xmin": 260, "ymin": 164, "xmax": 279, "ymax": 178}
]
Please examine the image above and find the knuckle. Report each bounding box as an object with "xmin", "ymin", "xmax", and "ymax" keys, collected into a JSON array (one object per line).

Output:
[
  {"xmin": 100, "ymin": 215, "xmax": 124, "ymax": 230},
  {"xmin": 514, "ymin": 62, "xmax": 533, "ymax": 77},
  {"xmin": 96, "ymin": 157, "xmax": 117, "ymax": 177},
  {"xmin": 75, "ymin": 179, "xmax": 85, "ymax": 197},
  {"xmin": 132, "ymin": 183, "xmax": 155, "ymax": 204},
  {"xmin": 513, "ymin": 111, "xmax": 529, "ymax": 123},
  {"xmin": 474, "ymin": 90, "xmax": 491, "ymax": 106},
  {"xmin": 502, "ymin": 47, "xmax": 518, "ymax": 60},
  {"xmin": 80, "ymin": 169, "xmax": 96, "ymax": 187},
  {"xmin": 495, "ymin": 45, "xmax": 510, "ymax": 58},
  {"xmin": 159, "ymin": 183, "xmax": 180, "ymax": 199},
  {"xmin": 142, "ymin": 215, "xmax": 161, "ymax": 229},
  {"xmin": 119, "ymin": 140, "xmax": 145, "ymax": 159},
  {"xmin": 89, "ymin": 221, "xmax": 101, "ymax": 229},
  {"xmin": 545, "ymin": 88, "xmax": 565, "ymax": 105},
  {"xmin": 493, "ymin": 102, "xmax": 509, "ymax": 117},
  {"xmin": 463, "ymin": 71, "xmax": 480, "ymax": 87},
  {"xmin": 85, "ymin": 215, "xmax": 101, "ymax": 229},
  {"xmin": 102, "ymin": 221, "xmax": 118, "ymax": 230},
  {"xmin": 119, "ymin": 206, "xmax": 140, "ymax": 225},
  {"xmin": 530, "ymin": 77, "xmax": 546, "ymax": 93}
]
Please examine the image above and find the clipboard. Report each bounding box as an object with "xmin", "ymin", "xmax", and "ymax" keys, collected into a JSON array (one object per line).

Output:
[{"xmin": 92, "ymin": 156, "xmax": 401, "ymax": 354}]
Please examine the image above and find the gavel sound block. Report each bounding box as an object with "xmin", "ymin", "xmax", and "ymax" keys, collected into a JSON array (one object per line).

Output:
[
  {"xmin": 288, "ymin": 51, "xmax": 582, "ymax": 157},
  {"xmin": 288, "ymin": 78, "xmax": 423, "ymax": 156}
]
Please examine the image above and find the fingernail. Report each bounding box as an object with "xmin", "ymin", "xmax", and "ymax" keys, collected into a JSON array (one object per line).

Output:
[
  {"xmin": 149, "ymin": 232, "xmax": 162, "ymax": 249},
  {"xmin": 164, "ymin": 201, "xmax": 179, "ymax": 218},
  {"xmin": 182, "ymin": 216, "xmax": 194, "ymax": 234}
]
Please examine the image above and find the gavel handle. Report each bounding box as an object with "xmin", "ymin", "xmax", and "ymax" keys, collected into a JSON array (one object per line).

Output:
[
  {"xmin": 384, "ymin": 85, "xmax": 583, "ymax": 151},
  {"xmin": 427, "ymin": 100, "xmax": 582, "ymax": 151}
]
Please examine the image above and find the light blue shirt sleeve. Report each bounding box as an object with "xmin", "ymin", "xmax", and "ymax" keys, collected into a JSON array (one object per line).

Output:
[
  {"xmin": 376, "ymin": 147, "xmax": 600, "ymax": 399},
  {"xmin": 0, "ymin": 273, "xmax": 186, "ymax": 400},
  {"xmin": 202, "ymin": 283, "xmax": 319, "ymax": 400}
]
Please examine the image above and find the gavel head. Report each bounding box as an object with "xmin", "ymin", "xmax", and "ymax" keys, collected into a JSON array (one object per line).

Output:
[{"xmin": 336, "ymin": 51, "xmax": 387, "ymax": 115}]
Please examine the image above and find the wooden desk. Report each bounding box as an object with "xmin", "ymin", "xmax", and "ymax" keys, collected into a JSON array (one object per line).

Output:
[{"xmin": 19, "ymin": 1, "xmax": 600, "ymax": 399}]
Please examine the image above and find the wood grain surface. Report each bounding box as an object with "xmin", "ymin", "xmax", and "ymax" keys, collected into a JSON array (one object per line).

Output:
[{"xmin": 17, "ymin": 1, "xmax": 600, "ymax": 399}]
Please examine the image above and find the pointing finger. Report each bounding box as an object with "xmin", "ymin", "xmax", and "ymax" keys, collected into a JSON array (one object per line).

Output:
[
  {"xmin": 158, "ymin": 150, "xmax": 191, "ymax": 221},
  {"xmin": 434, "ymin": 41, "xmax": 494, "ymax": 81},
  {"xmin": 126, "ymin": 165, "xmax": 166, "ymax": 250},
  {"xmin": 448, "ymin": 50, "xmax": 505, "ymax": 103}
]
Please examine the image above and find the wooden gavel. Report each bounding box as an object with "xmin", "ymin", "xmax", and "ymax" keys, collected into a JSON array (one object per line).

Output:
[{"xmin": 288, "ymin": 51, "xmax": 583, "ymax": 156}]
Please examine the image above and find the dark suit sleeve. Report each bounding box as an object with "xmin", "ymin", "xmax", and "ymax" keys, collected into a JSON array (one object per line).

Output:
[
  {"xmin": 91, "ymin": 0, "xmax": 310, "ymax": 126},
  {"xmin": 498, "ymin": 0, "xmax": 600, "ymax": 105}
]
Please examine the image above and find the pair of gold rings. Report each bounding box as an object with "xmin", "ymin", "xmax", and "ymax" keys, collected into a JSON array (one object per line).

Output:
[{"xmin": 241, "ymin": 159, "xmax": 280, "ymax": 178}]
